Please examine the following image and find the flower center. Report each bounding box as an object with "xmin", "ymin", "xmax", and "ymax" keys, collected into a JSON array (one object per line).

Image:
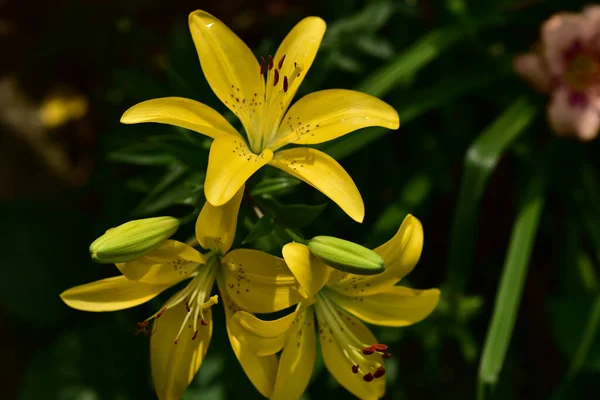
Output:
[
  {"xmin": 564, "ymin": 40, "xmax": 600, "ymax": 92},
  {"xmin": 252, "ymin": 53, "xmax": 304, "ymax": 152},
  {"xmin": 315, "ymin": 293, "xmax": 390, "ymax": 382},
  {"xmin": 137, "ymin": 256, "xmax": 219, "ymax": 343}
]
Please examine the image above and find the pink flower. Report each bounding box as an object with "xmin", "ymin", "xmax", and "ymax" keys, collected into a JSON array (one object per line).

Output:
[{"xmin": 514, "ymin": 6, "xmax": 600, "ymax": 141}]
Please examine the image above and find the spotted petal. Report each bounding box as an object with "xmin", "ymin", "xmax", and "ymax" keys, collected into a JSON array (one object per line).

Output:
[
  {"xmin": 269, "ymin": 147, "xmax": 364, "ymax": 222},
  {"xmin": 189, "ymin": 10, "xmax": 264, "ymax": 143},
  {"xmin": 205, "ymin": 135, "xmax": 273, "ymax": 206},
  {"xmin": 268, "ymin": 89, "xmax": 399, "ymax": 150}
]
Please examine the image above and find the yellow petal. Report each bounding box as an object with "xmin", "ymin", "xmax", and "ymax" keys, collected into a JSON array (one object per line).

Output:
[
  {"xmin": 282, "ymin": 242, "xmax": 331, "ymax": 298},
  {"xmin": 315, "ymin": 300, "xmax": 385, "ymax": 400},
  {"xmin": 221, "ymin": 249, "xmax": 304, "ymax": 313},
  {"xmin": 116, "ymin": 240, "xmax": 205, "ymax": 285},
  {"xmin": 328, "ymin": 214, "xmax": 424, "ymax": 295},
  {"xmin": 151, "ymin": 298, "xmax": 212, "ymax": 400},
  {"xmin": 196, "ymin": 185, "xmax": 244, "ymax": 253},
  {"xmin": 60, "ymin": 276, "xmax": 170, "ymax": 312},
  {"xmin": 271, "ymin": 307, "xmax": 316, "ymax": 400},
  {"xmin": 205, "ymin": 135, "xmax": 273, "ymax": 206},
  {"xmin": 188, "ymin": 11, "xmax": 264, "ymax": 143},
  {"xmin": 328, "ymin": 286, "xmax": 440, "ymax": 327},
  {"xmin": 268, "ymin": 89, "xmax": 399, "ymax": 150},
  {"xmin": 269, "ymin": 147, "xmax": 364, "ymax": 222},
  {"xmin": 218, "ymin": 278, "xmax": 277, "ymax": 397},
  {"xmin": 230, "ymin": 307, "xmax": 299, "ymax": 356},
  {"xmin": 263, "ymin": 17, "xmax": 326, "ymax": 137},
  {"xmin": 120, "ymin": 97, "xmax": 239, "ymax": 138}
]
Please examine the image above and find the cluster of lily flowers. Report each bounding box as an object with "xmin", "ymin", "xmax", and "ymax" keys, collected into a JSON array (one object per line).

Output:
[{"xmin": 60, "ymin": 10, "xmax": 441, "ymax": 400}]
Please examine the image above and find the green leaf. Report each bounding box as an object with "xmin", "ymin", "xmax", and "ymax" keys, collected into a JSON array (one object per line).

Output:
[
  {"xmin": 250, "ymin": 176, "xmax": 302, "ymax": 196},
  {"xmin": 447, "ymin": 97, "xmax": 538, "ymax": 292},
  {"xmin": 133, "ymin": 163, "xmax": 204, "ymax": 216},
  {"xmin": 242, "ymin": 217, "xmax": 275, "ymax": 245},
  {"xmin": 477, "ymin": 169, "xmax": 546, "ymax": 398},
  {"xmin": 150, "ymin": 133, "xmax": 209, "ymax": 171},
  {"xmin": 107, "ymin": 142, "xmax": 175, "ymax": 166},
  {"xmin": 255, "ymin": 196, "xmax": 327, "ymax": 228},
  {"xmin": 322, "ymin": 62, "xmax": 511, "ymax": 161}
]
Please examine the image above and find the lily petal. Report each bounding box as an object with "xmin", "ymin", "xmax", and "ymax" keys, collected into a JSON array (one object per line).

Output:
[
  {"xmin": 205, "ymin": 135, "xmax": 273, "ymax": 206},
  {"xmin": 328, "ymin": 214, "xmax": 423, "ymax": 296},
  {"xmin": 218, "ymin": 278, "xmax": 277, "ymax": 398},
  {"xmin": 282, "ymin": 242, "xmax": 331, "ymax": 298},
  {"xmin": 60, "ymin": 275, "xmax": 171, "ymax": 312},
  {"xmin": 327, "ymin": 286, "xmax": 440, "ymax": 327},
  {"xmin": 117, "ymin": 240, "xmax": 205, "ymax": 285},
  {"xmin": 230, "ymin": 306, "xmax": 301, "ymax": 356},
  {"xmin": 151, "ymin": 298, "xmax": 212, "ymax": 400},
  {"xmin": 548, "ymin": 87, "xmax": 600, "ymax": 141},
  {"xmin": 269, "ymin": 147, "xmax": 364, "ymax": 222},
  {"xmin": 263, "ymin": 17, "xmax": 326, "ymax": 137},
  {"xmin": 120, "ymin": 97, "xmax": 239, "ymax": 138},
  {"xmin": 188, "ymin": 10, "xmax": 264, "ymax": 142},
  {"xmin": 269, "ymin": 89, "xmax": 399, "ymax": 150},
  {"xmin": 221, "ymin": 249, "xmax": 304, "ymax": 313},
  {"xmin": 271, "ymin": 307, "xmax": 316, "ymax": 400},
  {"xmin": 196, "ymin": 185, "xmax": 244, "ymax": 253},
  {"xmin": 315, "ymin": 302, "xmax": 385, "ymax": 400}
]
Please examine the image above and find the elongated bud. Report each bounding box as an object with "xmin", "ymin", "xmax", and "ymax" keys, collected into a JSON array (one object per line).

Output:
[
  {"xmin": 90, "ymin": 217, "xmax": 179, "ymax": 263},
  {"xmin": 306, "ymin": 236, "xmax": 385, "ymax": 275}
]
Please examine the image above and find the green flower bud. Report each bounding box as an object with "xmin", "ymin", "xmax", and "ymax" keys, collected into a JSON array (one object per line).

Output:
[
  {"xmin": 307, "ymin": 236, "xmax": 385, "ymax": 275},
  {"xmin": 90, "ymin": 217, "xmax": 179, "ymax": 263}
]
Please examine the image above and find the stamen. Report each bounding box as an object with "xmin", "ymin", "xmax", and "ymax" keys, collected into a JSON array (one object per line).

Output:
[
  {"xmin": 156, "ymin": 308, "xmax": 166, "ymax": 319},
  {"xmin": 134, "ymin": 321, "xmax": 150, "ymax": 336},
  {"xmin": 191, "ymin": 330, "xmax": 198, "ymax": 340},
  {"xmin": 383, "ymin": 352, "xmax": 392, "ymax": 359},
  {"xmin": 260, "ymin": 56, "xmax": 266, "ymax": 75},
  {"xmin": 372, "ymin": 344, "xmax": 388, "ymax": 352},
  {"xmin": 278, "ymin": 54, "xmax": 286, "ymax": 69},
  {"xmin": 200, "ymin": 319, "xmax": 208, "ymax": 326},
  {"xmin": 283, "ymin": 76, "xmax": 288, "ymax": 92},
  {"xmin": 352, "ymin": 365, "xmax": 359, "ymax": 374},
  {"xmin": 273, "ymin": 69, "xmax": 280, "ymax": 86},
  {"xmin": 362, "ymin": 346, "xmax": 375, "ymax": 355},
  {"xmin": 363, "ymin": 373, "xmax": 374, "ymax": 382},
  {"xmin": 268, "ymin": 55, "xmax": 273, "ymax": 71},
  {"xmin": 185, "ymin": 300, "xmax": 191, "ymax": 312},
  {"xmin": 374, "ymin": 367, "xmax": 386, "ymax": 378}
]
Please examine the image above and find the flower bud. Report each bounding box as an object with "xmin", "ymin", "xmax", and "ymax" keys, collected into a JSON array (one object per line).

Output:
[
  {"xmin": 90, "ymin": 217, "xmax": 179, "ymax": 263},
  {"xmin": 307, "ymin": 236, "xmax": 385, "ymax": 275}
]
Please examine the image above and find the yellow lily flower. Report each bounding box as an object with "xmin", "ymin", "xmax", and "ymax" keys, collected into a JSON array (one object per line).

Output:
[
  {"xmin": 230, "ymin": 215, "xmax": 440, "ymax": 399},
  {"xmin": 120, "ymin": 10, "xmax": 400, "ymax": 223},
  {"xmin": 60, "ymin": 186, "xmax": 303, "ymax": 400}
]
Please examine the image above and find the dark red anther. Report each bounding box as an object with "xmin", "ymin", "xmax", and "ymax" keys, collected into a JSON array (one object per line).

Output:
[
  {"xmin": 363, "ymin": 373, "xmax": 374, "ymax": 382},
  {"xmin": 156, "ymin": 308, "xmax": 166, "ymax": 319},
  {"xmin": 192, "ymin": 330, "xmax": 198, "ymax": 340},
  {"xmin": 294, "ymin": 61, "xmax": 297, "ymax": 68},
  {"xmin": 260, "ymin": 56, "xmax": 266, "ymax": 75},
  {"xmin": 273, "ymin": 69, "xmax": 280, "ymax": 86},
  {"xmin": 174, "ymin": 339, "xmax": 178, "ymax": 345},
  {"xmin": 268, "ymin": 55, "xmax": 273, "ymax": 70},
  {"xmin": 372, "ymin": 343, "xmax": 388, "ymax": 352},
  {"xmin": 351, "ymin": 365, "xmax": 359, "ymax": 374},
  {"xmin": 362, "ymin": 346, "xmax": 375, "ymax": 355},
  {"xmin": 278, "ymin": 54, "xmax": 286, "ymax": 69},
  {"xmin": 382, "ymin": 352, "xmax": 392, "ymax": 359},
  {"xmin": 200, "ymin": 319, "xmax": 208, "ymax": 326},
  {"xmin": 283, "ymin": 76, "xmax": 288, "ymax": 92},
  {"xmin": 185, "ymin": 300, "xmax": 191, "ymax": 312},
  {"xmin": 374, "ymin": 367, "xmax": 386, "ymax": 378}
]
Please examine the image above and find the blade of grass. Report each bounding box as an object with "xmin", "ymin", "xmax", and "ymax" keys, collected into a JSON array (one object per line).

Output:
[
  {"xmin": 477, "ymin": 168, "xmax": 546, "ymax": 399},
  {"xmin": 447, "ymin": 97, "xmax": 538, "ymax": 292}
]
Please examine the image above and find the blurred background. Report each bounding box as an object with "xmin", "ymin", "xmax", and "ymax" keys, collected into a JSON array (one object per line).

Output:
[{"xmin": 2, "ymin": 0, "xmax": 600, "ymax": 399}]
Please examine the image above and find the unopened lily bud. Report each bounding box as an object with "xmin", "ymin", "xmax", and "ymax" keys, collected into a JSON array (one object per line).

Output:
[
  {"xmin": 90, "ymin": 217, "xmax": 179, "ymax": 263},
  {"xmin": 307, "ymin": 236, "xmax": 385, "ymax": 275}
]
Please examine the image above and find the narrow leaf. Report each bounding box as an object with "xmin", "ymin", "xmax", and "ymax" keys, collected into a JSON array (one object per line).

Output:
[
  {"xmin": 242, "ymin": 217, "xmax": 275, "ymax": 245},
  {"xmin": 447, "ymin": 97, "xmax": 538, "ymax": 292},
  {"xmin": 477, "ymin": 170, "xmax": 545, "ymax": 397}
]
